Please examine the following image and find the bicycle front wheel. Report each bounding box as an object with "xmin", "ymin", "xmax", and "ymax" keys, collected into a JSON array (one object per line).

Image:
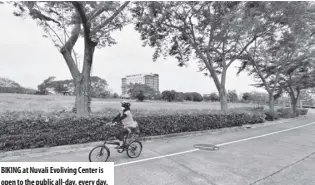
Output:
[
  {"xmin": 126, "ymin": 140, "xmax": 142, "ymax": 158},
  {"xmin": 89, "ymin": 145, "xmax": 110, "ymax": 162}
]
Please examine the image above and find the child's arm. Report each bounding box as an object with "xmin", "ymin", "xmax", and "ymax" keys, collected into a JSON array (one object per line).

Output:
[
  {"xmin": 115, "ymin": 112, "xmax": 127, "ymax": 122},
  {"xmin": 112, "ymin": 112, "xmax": 128, "ymax": 123},
  {"xmin": 112, "ymin": 113, "xmax": 121, "ymax": 123}
]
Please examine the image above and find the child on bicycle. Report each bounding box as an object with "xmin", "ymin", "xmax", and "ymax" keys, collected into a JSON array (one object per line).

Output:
[{"xmin": 111, "ymin": 100, "xmax": 138, "ymax": 149}]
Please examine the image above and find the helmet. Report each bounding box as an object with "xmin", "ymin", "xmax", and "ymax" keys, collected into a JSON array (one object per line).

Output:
[{"xmin": 121, "ymin": 100, "xmax": 131, "ymax": 109}]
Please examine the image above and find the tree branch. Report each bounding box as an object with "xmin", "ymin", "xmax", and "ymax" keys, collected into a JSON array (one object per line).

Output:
[
  {"xmin": 45, "ymin": 22, "xmax": 64, "ymax": 46},
  {"xmin": 60, "ymin": 24, "xmax": 81, "ymax": 78},
  {"xmin": 91, "ymin": 1, "xmax": 129, "ymax": 35},
  {"xmin": 31, "ymin": 3, "xmax": 61, "ymax": 26},
  {"xmin": 228, "ymin": 34, "xmax": 258, "ymax": 67},
  {"xmin": 184, "ymin": 32, "xmax": 222, "ymax": 90},
  {"xmin": 88, "ymin": 6, "xmax": 109, "ymax": 21},
  {"xmin": 72, "ymin": 2, "xmax": 91, "ymax": 42},
  {"xmin": 246, "ymin": 49, "xmax": 272, "ymax": 93}
]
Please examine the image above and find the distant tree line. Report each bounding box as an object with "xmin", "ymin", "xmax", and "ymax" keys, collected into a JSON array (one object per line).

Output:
[
  {"xmin": 0, "ymin": 87, "xmax": 36, "ymax": 94},
  {"xmin": 36, "ymin": 76, "xmax": 120, "ymax": 99}
]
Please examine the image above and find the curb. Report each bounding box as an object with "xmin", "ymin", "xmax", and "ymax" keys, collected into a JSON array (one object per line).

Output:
[{"xmin": 0, "ymin": 115, "xmax": 308, "ymax": 159}]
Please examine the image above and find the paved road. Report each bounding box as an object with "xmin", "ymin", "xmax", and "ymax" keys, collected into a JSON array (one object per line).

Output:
[{"xmin": 1, "ymin": 114, "xmax": 315, "ymax": 185}]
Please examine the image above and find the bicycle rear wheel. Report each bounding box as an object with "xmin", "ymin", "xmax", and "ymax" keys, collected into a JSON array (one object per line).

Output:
[
  {"xmin": 89, "ymin": 145, "xmax": 110, "ymax": 162},
  {"xmin": 126, "ymin": 140, "xmax": 142, "ymax": 158}
]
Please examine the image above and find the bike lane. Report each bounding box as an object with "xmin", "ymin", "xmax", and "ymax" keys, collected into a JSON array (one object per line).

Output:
[{"xmin": 1, "ymin": 114, "xmax": 315, "ymax": 185}]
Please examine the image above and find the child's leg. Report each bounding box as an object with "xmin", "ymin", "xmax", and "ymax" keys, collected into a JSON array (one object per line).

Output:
[
  {"xmin": 115, "ymin": 128, "xmax": 129, "ymax": 147},
  {"xmin": 115, "ymin": 130, "xmax": 124, "ymax": 146}
]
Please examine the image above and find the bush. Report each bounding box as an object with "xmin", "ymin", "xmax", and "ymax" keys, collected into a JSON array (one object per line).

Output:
[
  {"xmin": 0, "ymin": 109, "xmax": 265, "ymax": 152},
  {"xmin": 299, "ymin": 108, "xmax": 308, "ymax": 115},
  {"xmin": 264, "ymin": 110, "xmax": 280, "ymax": 121},
  {"xmin": 276, "ymin": 108, "xmax": 308, "ymax": 118},
  {"xmin": 276, "ymin": 108, "xmax": 293, "ymax": 118}
]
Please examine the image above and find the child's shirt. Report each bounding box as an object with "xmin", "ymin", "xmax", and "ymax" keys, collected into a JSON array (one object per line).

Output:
[
  {"xmin": 112, "ymin": 110, "xmax": 138, "ymax": 128},
  {"xmin": 121, "ymin": 110, "xmax": 138, "ymax": 128}
]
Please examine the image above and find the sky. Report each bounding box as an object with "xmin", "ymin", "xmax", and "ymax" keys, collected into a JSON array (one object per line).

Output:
[{"xmin": 0, "ymin": 4, "xmax": 263, "ymax": 95}]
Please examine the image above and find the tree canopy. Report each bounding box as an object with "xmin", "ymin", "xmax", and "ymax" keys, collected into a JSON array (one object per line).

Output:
[
  {"xmin": 11, "ymin": 1, "xmax": 130, "ymax": 116},
  {"xmin": 131, "ymin": 1, "xmax": 291, "ymax": 111}
]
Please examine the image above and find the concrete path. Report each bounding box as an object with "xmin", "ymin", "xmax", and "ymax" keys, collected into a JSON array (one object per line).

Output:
[{"xmin": 1, "ymin": 114, "xmax": 315, "ymax": 185}]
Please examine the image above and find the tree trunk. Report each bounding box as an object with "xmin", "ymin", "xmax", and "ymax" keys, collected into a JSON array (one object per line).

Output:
[
  {"xmin": 73, "ymin": 41, "xmax": 96, "ymax": 117},
  {"xmin": 288, "ymin": 88, "xmax": 300, "ymax": 117},
  {"xmin": 74, "ymin": 75, "xmax": 91, "ymax": 117},
  {"xmin": 268, "ymin": 93, "xmax": 275, "ymax": 114},
  {"xmin": 291, "ymin": 97, "xmax": 298, "ymax": 116},
  {"xmin": 267, "ymin": 92, "xmax": 276, "ymax": 120},
  {"xmin": 220, "ymin": 67, "xmax": 228, "ymax": 112},
  {"xmin": 219, "ymin": 88, "xmax": 228, "ymax": 112},
  {"xmin": 288, "ymin": 92, "xmax": 298, "ymax": 117}
]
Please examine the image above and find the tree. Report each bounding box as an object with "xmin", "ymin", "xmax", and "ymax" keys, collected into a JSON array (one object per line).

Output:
[
  {"xmin": 189, "ymin": 92, "xmax": 203, "ymax": 102},
  {"xmin": 54, "ymin": 82, "xmax": 68, "ymax": 93},
  {"xmin": 112, "ymin": 93, "xmax": 119, "ymax": 99},
  {"xmin": 135, "ymin": 91, "xmax": 145, "ymax": 102},
  {"xmin": 175, "ymin": 92, "xmax": 185, "ymax": 102},
  {"xmin": 38, "ymin": 76, "xmax": 109, "ymax": 97},
  {"xmin": 90, "ymin": 76, "xmax": 109, "ymax": 98},
  {"xmin": 161, "ymin": 90, "xmax": 176, "ymax": 102},
  {"xmin": 209, "ymin": 93, "xmax": 220, "ymax": 102},
  {"xmin": 203, "ymin": 94, "xmax": 211, "ymax": 102},
  {"xmin": 238, "ymin": 2, "xmax": 315, "ymax": 117},
  {"xmin": 277, "ymin": 60, "xmax": 315, "ymax": 115},
  {"xmin": 242, "ymin": 92, "xmax": 253, "ymax": 102},
  {"xmin": 227, "ymin": 90, "xmax": 238, "ymax": 102},
  {"xmin": 132, "ymin": 2, "xmax": 279, "ymax": 112},
  {"xmin": 127, "ymin": 83, "xmax": 156, "ymax": 101},
  {"xmin": 12, "ymin": 1, "xmax": 130, "ymax": 116},
  {"xmin": 37, "ymin": 76, "xmax": 56, "ymax": 94},
  {"xmin": 300, "ymin": 89, "xmax": 315, "ymax": 107}
]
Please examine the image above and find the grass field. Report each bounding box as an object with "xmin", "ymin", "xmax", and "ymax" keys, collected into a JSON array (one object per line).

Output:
[{"xmin": 0, "ymin": 93, "xmax": 261, "ymax": 113}]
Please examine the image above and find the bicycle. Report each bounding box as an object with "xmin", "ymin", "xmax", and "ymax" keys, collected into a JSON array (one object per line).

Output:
[{"xmin": 89, "ymin": 122, "xmax": 143, "ymax": 162}]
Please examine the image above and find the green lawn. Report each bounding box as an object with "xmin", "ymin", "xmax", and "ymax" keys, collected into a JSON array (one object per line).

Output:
[{"xmin": 0, "ymin": 93, "xmax": 263, "ymax": 113}]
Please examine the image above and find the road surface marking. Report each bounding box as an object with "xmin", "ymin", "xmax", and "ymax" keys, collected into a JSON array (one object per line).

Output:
[{"xmin": 114, "ymin": 121, "xmax": 315, "ymax": 167}]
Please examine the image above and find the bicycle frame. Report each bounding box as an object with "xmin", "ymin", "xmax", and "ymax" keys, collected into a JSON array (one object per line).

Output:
[{"xmin": 103, "ymin": 127, "xmax": 138, "ymax": 149}]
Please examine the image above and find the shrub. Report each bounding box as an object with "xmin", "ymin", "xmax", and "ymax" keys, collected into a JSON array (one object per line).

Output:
[
  {"xmin": 0, "ymin": 109, "xmax": 265, "ymax": 152},
  {"xmin": 276, "ymin": 108, "xmax": 293, "ymax": 118},
  {"xmin": 298, "ymin": 108, "xmax": 308, "ymax": 115},
  {"xmin": 264, "ymin": 110, "xmax": 280, "ymax": 121},
  {"xmin": 276, "ymin": 108, "xmax": 308, "ymax": 118}
]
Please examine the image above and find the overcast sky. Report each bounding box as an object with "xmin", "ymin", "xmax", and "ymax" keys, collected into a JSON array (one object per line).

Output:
[{"xmin": 0, "ymin": 4, "xmax": 263, "ymax": 95}]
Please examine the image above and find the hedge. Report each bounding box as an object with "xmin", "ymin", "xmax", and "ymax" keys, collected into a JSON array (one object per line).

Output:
[
  {"xmin": 0, "ymin": 109, "xmax": 265, "ymax": 152},
  {"xmin": 277, "ymin": 108, "xmax": 308, "ymax": 118}
]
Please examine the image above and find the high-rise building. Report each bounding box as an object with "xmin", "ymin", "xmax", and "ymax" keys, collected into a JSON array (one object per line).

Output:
[{"xmin": 121, "ymin": 73, "xmax": 159, "ymax": 97}]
